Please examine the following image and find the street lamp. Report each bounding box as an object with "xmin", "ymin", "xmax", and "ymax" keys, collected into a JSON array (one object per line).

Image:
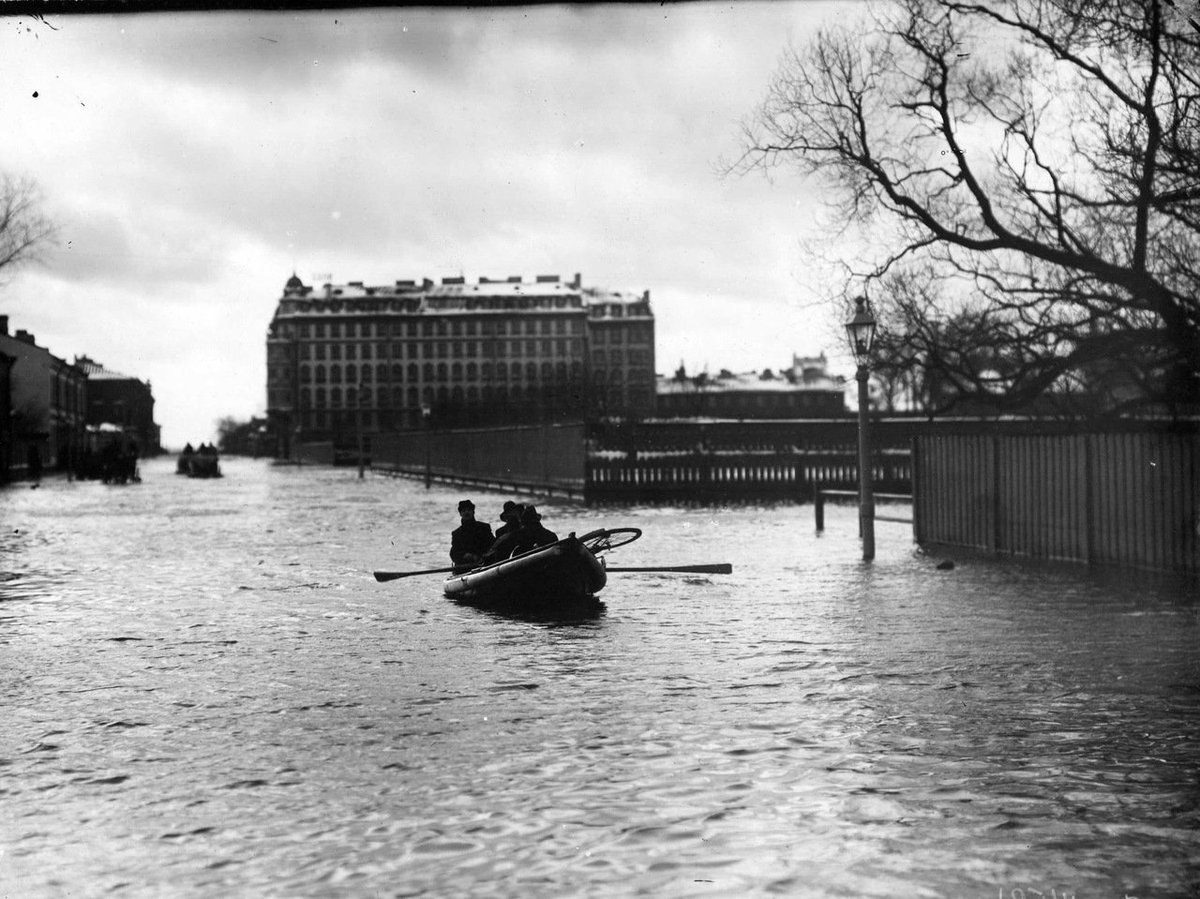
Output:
[{"xmin": 845, "ymin": 296, "xmax": 878, "ymax": 561}]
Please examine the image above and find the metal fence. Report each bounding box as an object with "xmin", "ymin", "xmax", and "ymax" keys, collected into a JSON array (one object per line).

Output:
[{"xmin": 372, "ymin": 422, "xmax": 586, "ymax": 498}]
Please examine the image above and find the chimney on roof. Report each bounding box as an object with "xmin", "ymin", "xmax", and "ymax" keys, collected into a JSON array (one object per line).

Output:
[
  {"xmin": 349, "ymin": 281, "xmax": 364, "ymax": 288},
  {"xmin": 15, "ymin": 329, "xmax": 35, "ymax": 345},
  {"xmin": 536, "ymin": 274, "xmax": 559, "ymax": 283},
  {"xmin": 572, "ymin": 273, "xmax": 582, "ymax": 289},
  {"xmin": 643, "ymin": 290, "xmax": 650, "ymax": 303},
  {"xmin": 507, "ymin": 276, "xmax": 522, "ymax": 283},
  {"xmin": 0, "ymin": 315, "xmax": 7, "ymax": 336}
]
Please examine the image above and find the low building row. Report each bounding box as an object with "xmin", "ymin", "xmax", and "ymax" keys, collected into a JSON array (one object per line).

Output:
[{"xmin": 0, "ymin": 315, "xmax": 161, "ymax": 481}]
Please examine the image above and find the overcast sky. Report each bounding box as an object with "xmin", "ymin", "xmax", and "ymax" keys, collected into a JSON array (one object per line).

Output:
[{"xmin": 2, "ymin": 2, "xmax": 860, "ymax": 448}]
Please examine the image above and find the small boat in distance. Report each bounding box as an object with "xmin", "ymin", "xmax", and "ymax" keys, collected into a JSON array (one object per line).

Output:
[
  {"xmin": 443, "ymin": 528, "xmax": 642, "ymax": 615},
  {"xmin": 177, "ymin": 443, "xmax": 222, "ymax": 478}
]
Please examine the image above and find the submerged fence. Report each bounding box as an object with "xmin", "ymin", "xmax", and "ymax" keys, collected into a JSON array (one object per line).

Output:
[{"xmin": 914, "ymin": 425, "xmax": 1199, "ymax": 572}]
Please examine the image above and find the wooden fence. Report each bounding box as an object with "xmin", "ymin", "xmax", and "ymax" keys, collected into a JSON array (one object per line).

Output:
[{"xmin": 914, "ymin": 427, "xmax": 1199, "ymax": 572}]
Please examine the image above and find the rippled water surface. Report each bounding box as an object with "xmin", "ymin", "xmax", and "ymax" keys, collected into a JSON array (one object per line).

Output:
[{"xmin": 2, "ymin": 457, "xmax": 1198, "ymax": 898}]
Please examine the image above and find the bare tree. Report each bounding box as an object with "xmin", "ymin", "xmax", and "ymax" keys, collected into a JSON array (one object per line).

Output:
[
  {"xmin": 0, "ymin": 175, "xmax": 56, "ymax": 282},
  {"xmin": 731, "ymin": 0, "xmax": 1200, "ymax": 415}
]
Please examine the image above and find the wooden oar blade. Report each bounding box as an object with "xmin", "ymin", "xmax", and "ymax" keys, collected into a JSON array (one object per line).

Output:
[
  {"xmin": 373, "ymin": 566, "xmax": 456, "ymax": 582},
  {"xmin": 606, "ymin": 563, "xmax": 733, "ymax": 574}
]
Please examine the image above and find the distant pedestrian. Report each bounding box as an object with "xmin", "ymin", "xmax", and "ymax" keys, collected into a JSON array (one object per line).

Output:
[
  {"xmin": 449, "ymin": 499, "xmax": 494, "ymax": 570},
  {"xmin": 27, "ymin": 445, "xmax": 42, "ymax": 482}
]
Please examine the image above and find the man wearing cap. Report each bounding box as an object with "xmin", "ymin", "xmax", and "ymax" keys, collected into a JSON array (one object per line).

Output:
[
  {"xmin": 509, "ymin": 505, "xmax": 558, "ymax": 556},
  {"xmin": 450, "ymin": 499, "xmax": 494, "ymax": 570}
]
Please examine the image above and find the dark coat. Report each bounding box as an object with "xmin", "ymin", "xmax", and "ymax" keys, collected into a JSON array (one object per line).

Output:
[
  {"xmin": 450, "ymin": 520, "xmax": 494, "ymax": 565},
  {"xmin": 510, "ymin": 522, "xmax": 558, "ymax": 556}
]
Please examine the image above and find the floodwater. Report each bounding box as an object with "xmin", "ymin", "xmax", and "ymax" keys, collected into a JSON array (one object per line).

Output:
[{"xmin": 2, "ymin": 456, "xmax": 1198, "ymax": 899}]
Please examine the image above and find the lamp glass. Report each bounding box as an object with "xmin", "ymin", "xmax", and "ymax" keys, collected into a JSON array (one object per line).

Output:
[{"xmin": 845, "ymin": 298, "xmax": 877, "ymax": 366}]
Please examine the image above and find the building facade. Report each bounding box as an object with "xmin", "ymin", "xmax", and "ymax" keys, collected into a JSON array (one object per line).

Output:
[
  {"xmin": 656, "ymin": 359, "xmax": 846, "ymax": 420},
  {"xmin": 74, "ymin": 355, "xmax": 162, "ymax": 455},
  {"xmin": 265, "ymin": 272, "xmax": 655, "ymax": 452},
  {"xmin": 0, "ymin": 316, "xmax": 88, "ymax": 478}
]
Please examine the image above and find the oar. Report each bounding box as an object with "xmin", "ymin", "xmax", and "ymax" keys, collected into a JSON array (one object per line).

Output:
[
  {"xmin": 374, "ymin": 566, "xmax": 456, "ymax": 582},
  {"xmin": 605, "ymin": 564, "xmax": 733, "ymax": 574}
]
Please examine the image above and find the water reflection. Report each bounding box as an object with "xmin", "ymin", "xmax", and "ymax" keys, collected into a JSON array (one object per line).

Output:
[{"xmin": 1, "ymin": 457, "xmax": 1197, "ymax": 898}]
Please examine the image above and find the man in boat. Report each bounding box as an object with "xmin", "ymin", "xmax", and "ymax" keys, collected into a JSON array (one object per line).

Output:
[
  {"xmin": 494, "ymin": 501, "xmax": 521, "ymax": 539},
  {"xmin": 509, "ymin": 505, "xmax": 558, "ymax": 556},
  {"xmin": 481, "ymin": 503, "xmax": 524, "ymax": 564},
  {"xmin": 450, "ymin": 499, "xmax": 494, "ymax": 570}
]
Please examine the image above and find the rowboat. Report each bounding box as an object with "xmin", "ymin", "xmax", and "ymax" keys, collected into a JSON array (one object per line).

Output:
[
  {"xmin": 443, "ymin": 533, "xmax": 607, "ymax": 613},
  {"xmin": 374, "ymin": 528, "xmax": 732, "ymax": 617}
]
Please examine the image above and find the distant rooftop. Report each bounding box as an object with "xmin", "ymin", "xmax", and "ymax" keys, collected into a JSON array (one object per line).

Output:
[{"xmin": 74, "ymin": 355, "xmax": 135, "ymax": 381}]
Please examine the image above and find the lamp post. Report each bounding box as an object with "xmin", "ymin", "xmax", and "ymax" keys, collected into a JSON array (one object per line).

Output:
[{"xmin": 845, "ymin": 296, "xmax": 878, "ymax": 562}]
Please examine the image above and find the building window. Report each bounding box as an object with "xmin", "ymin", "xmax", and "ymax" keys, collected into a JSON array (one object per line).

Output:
[
  {"xmin": 452, "ymin": 362, "xmax": 463, "ymax": 381},
  {"xmin": 300, "ymin": 365, "xmax": 312, "ymax": 383},
  {"xmin": 527, "ymin": 361, "xmax": 538, "ymax": 380},
  {"xmin": 315, "ymin": 364, "xmax": 327, "ymax": 383},
  {"xmin": 437, "ymin": 362, "xmax": 448, "ymax": 381},
  {"xmin": 376, "ymin": 363, "xmax": 387, "ymax": 382},
  {"xmin": 424, "ymin": 362, "xmax": 435, "ymax": 380},
  {"xmin": 407, "ymin": 386, "xmax": 418, "ymax": 406},
  {"xmin": 331, "ymin": 363, "xmax": 342, "ymax": 382},
  {"xmin": 408, "ymin": 362, "xmax": 418, "ymax": 382},
  {"xmin": 345, "ymin": 363, "xmax": 355, "ymax": 383},
  {"xmin": 466, "ymin": 361, "xmax": 477, "ymax": 380},
  {"xmin": 315, "ymin": 387, "xmax": 327, "ymax": 407},
  {"xmin": 346, "ymin": 344, "xmax": 357, "ymax": 361},
  {"xmin": 331, "ymin": 387, "xmax": 342, "ymax": 407},
  {"xmin": 510, "ymin": 361, "xmax": 521, "ymax": 380}
]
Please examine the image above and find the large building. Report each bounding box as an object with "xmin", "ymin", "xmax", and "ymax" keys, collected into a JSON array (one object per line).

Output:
[{"xmin": 266, "ymin": 272, "xmax": 654, "ymax": 452}]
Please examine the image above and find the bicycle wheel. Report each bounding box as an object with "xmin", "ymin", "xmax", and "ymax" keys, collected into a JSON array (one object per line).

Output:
[{"xmin": 580, "ymin": 527, "xmax": 642, "ymax": 553}]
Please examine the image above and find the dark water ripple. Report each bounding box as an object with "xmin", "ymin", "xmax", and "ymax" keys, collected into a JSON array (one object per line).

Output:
[{"xmin": 1, "ymin": 457, "xmax": 1198, "ymax": 897}]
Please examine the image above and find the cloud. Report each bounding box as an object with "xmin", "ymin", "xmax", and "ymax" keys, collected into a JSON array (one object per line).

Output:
[{"xmin": 1, "ymin": 2, "xmax": 861, "ymax": 447}]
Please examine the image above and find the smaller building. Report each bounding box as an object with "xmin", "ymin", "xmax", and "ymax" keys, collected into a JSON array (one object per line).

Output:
[
  {"xmin": 0, "ymin": 315, "xmax": 88, "ymax": 479},
  {"xmin": 74, "ymin": 355, "xmax": 162, "ymax": 456},
  {"xmin": 656, "ymin": 358, "xmax": 846, "ymax": 419}
]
